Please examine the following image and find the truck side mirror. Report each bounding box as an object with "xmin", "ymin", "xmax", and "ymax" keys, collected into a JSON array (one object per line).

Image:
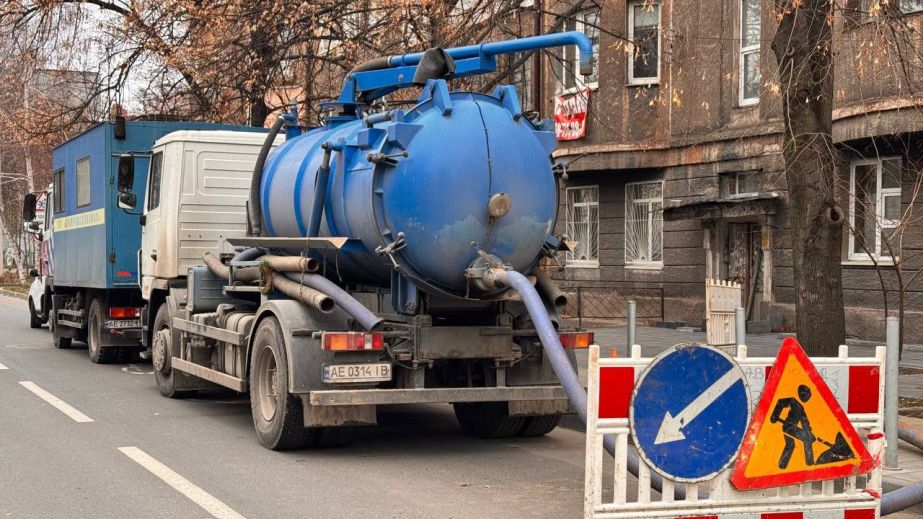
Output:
[
  {"xmin": 118, "ymin": 192, "xmax": 137, "ymax": 210},
  {"xmin": 22, "ymin": 193, "xmax": 36, "ymax": 222},
  {"xmin": 117, "ymin": 154, "xmax": 135, "ymax": 193}
]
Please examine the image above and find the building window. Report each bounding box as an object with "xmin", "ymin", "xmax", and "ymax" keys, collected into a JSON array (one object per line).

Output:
[
  {"xmin": 52, "ymin": 169, "xmax": 64, "ymax": 213},
  {"xmin": 76, "ymin": 157, "xmax": 91, "ymax": 207},
  {"xmin": 628, "ymin": 0, "xmax": 660, "ymax": 85},
  {"xmin": 566, "ymin": 186, "xmax": 599, "ymax": 267},
  {"xmin": 147, "ymin": 151, "xmax": 164, "ymax": 211},
  {"xmin": 740, "ymin": 0, "xmax": 761, "ymax": 105},
  {"xmin": 849, "ymin": 157, "xmax": 902, "ymax": 260},
  {"xmin": 559, "ymin": 9, "xmax": 600, "ymax": 93},
  {"xmin": 731, "ymin": 171, "xmax": 759, "ymax": 196},
  {"xmin": 625, "ymin": 181, "xmax": 663, "ymax": 265}
]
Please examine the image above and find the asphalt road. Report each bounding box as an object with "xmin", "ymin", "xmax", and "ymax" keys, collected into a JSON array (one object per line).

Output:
[{"xmin": 0, "ymin": 295, "xmax": 588, "ymax": 518}]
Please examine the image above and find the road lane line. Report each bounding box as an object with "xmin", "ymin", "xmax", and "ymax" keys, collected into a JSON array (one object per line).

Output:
[
  {"xmin": 118, "ymin": 447, "xmax": 246, "ymax": 519},
  {"xmin": 18, "ymin": 381, "xmax": 93, "ymax": 423},
  {"xmin": 0, "ymin": 361, "xmax": 7, "ymax": 370}
]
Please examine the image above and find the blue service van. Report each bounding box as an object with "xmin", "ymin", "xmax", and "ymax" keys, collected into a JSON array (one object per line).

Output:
[{"xmin": 47, "ymin": 119, "xmax": 258, "ymax": 362}]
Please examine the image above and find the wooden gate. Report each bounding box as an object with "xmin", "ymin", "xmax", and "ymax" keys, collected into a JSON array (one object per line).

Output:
[{"xmin": 706, "ymin": 278, "xmax": 742, "ymax": 346}]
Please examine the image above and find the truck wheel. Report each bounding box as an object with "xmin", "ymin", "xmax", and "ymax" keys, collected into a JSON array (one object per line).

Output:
[
  {"xmin": 50, "ymin": 300, "xmax": 71, "ymax": 349},
  {"xmin": 87, "ymin": 299, "xmax": 117, "ymax": 364},
  {"xmin": 453, "ymin": 402, "xmax": 527, "ymax": 439},
  {"xmin": 517, "ymin": 414, "xmax": 561, "ymax": 437},
  {"xmin": 28, "ymin": 298, "xmax": 44, "ymax": 328},
  {"xmin": 152, "ymin": 305, "xmax": 195, "ymax": 399},
  {"xmin": 250, "ymin": 317, "xmax": 312, "ymax": 450}
]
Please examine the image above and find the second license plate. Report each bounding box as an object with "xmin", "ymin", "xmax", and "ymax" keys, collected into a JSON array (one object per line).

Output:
[{"xmin": 106, "ymin": 319, "xmax": 142, "ymax": 329}]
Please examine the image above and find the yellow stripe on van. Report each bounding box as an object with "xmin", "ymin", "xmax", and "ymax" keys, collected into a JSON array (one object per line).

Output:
[{"xmin": 54, "ymin": 208, "xmax": 105, "ymax": 232}]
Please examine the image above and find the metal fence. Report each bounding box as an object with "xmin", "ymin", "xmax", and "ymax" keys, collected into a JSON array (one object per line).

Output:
[{"xmin": 558, "ymin": 286, "xmax": 664, "ymax": 327}]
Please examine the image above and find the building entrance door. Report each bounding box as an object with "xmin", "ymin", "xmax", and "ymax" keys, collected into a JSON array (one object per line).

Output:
[{"xmin": 726, "ymin": 222, "xmax": 762, "ymax": 318}]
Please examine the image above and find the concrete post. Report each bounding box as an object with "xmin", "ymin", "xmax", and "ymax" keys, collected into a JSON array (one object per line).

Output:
[
  {"xmin": 735, "ymin": 307, "xmax": 746, "ymax": 346},
  {"xmin": 885, "ymin": 316, "xmax": 900, "ymax": 469},
  {"xmin": 627, "ymin": 300, "xmax": 637, "ymax": 348}
]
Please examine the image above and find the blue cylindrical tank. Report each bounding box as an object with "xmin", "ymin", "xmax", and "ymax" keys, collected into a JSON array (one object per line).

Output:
[{"xmin": 260, "ymin": 81, "xmax": 558, "ymax": 298}]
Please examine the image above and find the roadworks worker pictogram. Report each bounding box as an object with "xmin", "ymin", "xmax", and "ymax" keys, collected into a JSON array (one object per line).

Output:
[
  {"xmin": 770, "ymin": 384, "xmax": 855, "ymax": 470},
  {"xmin": 731, "ymin": 337, "xmax": 876, "ymax": 490}
]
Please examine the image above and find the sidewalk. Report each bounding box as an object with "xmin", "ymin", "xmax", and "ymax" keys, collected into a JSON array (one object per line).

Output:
[{"xmin": 567, "ymin": 325, "xmax": 923, "ymax": 512}]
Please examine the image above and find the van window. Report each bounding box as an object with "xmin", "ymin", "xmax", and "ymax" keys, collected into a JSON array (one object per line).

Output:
[
  {"xmin": 53, "ymin": 169, "xmax": 65, "ymax": 213},
  {"xmin": 76, "ymin": 157, "xmax": 91, "ymax": 207},
  {"xmin": 147, "ymin": 151, "xmax": 164, "ymax": 211}
]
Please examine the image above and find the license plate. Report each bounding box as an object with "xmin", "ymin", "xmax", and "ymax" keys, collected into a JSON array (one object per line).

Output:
[
  {"xmin": 105, "ymin": 319, "xmax": 141, "ymax": 329},
  {"xmin": 323, "ymin": 363, "xmax": 392, "ymax": 384}
]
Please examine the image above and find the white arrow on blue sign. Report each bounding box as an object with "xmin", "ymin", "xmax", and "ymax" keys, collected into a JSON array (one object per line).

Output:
[{"xmin": 630, "ymin": 344, "xmax": 751, "ymax": 483}]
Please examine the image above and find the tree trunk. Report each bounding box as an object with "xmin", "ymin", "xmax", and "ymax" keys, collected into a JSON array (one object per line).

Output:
[
  {"xmin": 248, "ymin": 97, "xmax": 270, "ymax": 127},
  {"xmin": 771, "ymin": 0, "xmax": 846, "ymax": 356}
]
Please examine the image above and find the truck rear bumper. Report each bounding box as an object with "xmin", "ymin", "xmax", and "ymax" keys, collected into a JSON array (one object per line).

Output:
[{"xmin": 308, "ymin": 386, "xmax": 567, "ymax": 406}]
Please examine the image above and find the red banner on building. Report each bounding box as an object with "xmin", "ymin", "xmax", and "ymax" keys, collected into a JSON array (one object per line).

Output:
[{"xmin": 554, "ymin": 88, "xmax": 590, "ymax": 141}]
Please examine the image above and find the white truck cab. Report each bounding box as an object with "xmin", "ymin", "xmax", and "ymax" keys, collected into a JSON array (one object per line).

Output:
[{"xmin": 139, "ymin": 130, "xmax": 282, "ymax": 301}]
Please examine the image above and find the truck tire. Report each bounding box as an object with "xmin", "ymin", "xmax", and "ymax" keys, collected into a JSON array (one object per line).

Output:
[
  {"xmin": 152, "ymin": 304, "xmax": 195, "ymax": 399},
  {"xmin": 28, "ymin": 298, "xmax": 44, "ymax": 328},
  {"xmin": 517, "ymin": 414, "xmax": 561, "ymax": 437},
  {"xmin": 453, "ymin": 402, "xmax": 527, "ymax": 439},
  {"xmin": 50, "ymin": 300, "xmax": 71, "ymax": 349},
  {"xmin": 87, "ymin": 299, "xmax": 118, "ymax": 364},
  {"xmin": 249, "ymin": 316, "xmax": 313, "ymax": 450}
]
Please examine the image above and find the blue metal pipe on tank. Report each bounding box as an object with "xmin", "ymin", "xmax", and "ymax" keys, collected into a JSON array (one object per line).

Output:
[{"xmin": 259, "ymin": 32, "xmax": 592, "ymax": 299}]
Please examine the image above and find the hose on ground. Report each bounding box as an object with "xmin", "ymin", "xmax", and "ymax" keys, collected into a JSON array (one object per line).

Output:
[
  {"xmin": 284, "ymin": 272, "xmax": 383, "ymax": 331},
  {"xmin": 496, "ymin": 269, "xmax": 688, "ymax": 500},
  {"xmin": 899, "ymin": 426, "xmax": 923, "ymax": 452},
  {"xmin": 880, "ymin": 427, "xmax": 923, "ymax": 515}
]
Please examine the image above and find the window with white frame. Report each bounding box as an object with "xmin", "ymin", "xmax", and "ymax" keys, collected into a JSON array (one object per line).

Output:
[
  {"xmin": 566, "ymin": 186, "xmax": 599, "ymax": 266},
  {"xmin": 740, "ymin": 0, "xmax": 761, "ymax": 105},
  {"xmin": 731, "ymin": 171, "xmax": 759, "ymax": 196},
  {"xmin": 559, "ymin": 9, "xmax": 600, "ymax": 93},
  {"xmin": 625, "ymin": 181, "xmax": 663, "ymax": 265},
  {"xmin": 849, "ymin": 157, "xmax": 902, "ymax": 260},
  {"xmin": 628, "ymin": 0, "xmax": 660, "ymax": 85}
]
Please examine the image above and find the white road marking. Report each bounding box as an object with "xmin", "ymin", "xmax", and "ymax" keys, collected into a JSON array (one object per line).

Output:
[
  {"xmin": 0, "ymin": 361, "xmax": 7, "ymax": 370},
  {"xmin": 18, "ymin": 381, "xmax": 94, "ymax": 423},
  {"xmin": 118, "ymin": 447, "xmax": 246, "ymax": 519}
]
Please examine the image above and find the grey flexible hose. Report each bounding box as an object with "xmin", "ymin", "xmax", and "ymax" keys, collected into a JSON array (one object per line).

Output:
[
  {"xmin": 498, "ymin": 269, "xmax": 686, "ymax": 500},
  {"xmin": 248, "ymin": 116, "xmax": 285, "ymax": 237},
  {"xmin": 880, "ymin": 428, "xmax": 923, "ymax": 515},
  {"xmin": 232, "ymin": 247, "xmax": 264, "ymax": 262},
  {"xmin": 284, "ymin": 272, "xmax": 382, "ymax": 331},
  {"xmin": 899, "ymin": 426, "xmax": 923, "ymax": 452}
]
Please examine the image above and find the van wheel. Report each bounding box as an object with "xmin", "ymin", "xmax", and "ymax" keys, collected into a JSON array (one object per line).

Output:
[
  {"xmin": 453, "ymin": 402, "xmax": 526, "ymax": 439},
  {"xmin": 152, "ymin": 304, "xmax": 195, "ymax": 399},
  {"xmin": 50, "ymin": 300, "xmax": 71, "ymax": 349},
  {"xmin": 28, "ymin": 298, "xmax": 44, "ymax": 328},
  {"xmin": 87, "ymin": 299, "xmax": 117, "ymax": 364},
  {"xmin": 517, "ymin": 414, "xmax": 561, "ymax": 437},
  {"xmin": 250, "ymin": 317, "xmax": 313, "ymax": 450}
]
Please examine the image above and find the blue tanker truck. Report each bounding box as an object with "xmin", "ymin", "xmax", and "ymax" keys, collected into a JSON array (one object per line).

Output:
[
  {"xmin": 23, "ymin": 119, "xmax": 262, "ymax": 362},
  {"xmin": 112, "ymin": 33, "xmax": 596, "ymax": 450}
]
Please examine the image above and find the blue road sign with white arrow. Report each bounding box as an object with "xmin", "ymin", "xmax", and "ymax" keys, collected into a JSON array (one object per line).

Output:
[{"xmin": 630, "ymin": 344, "xmax": 751, "ymax": 482}]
